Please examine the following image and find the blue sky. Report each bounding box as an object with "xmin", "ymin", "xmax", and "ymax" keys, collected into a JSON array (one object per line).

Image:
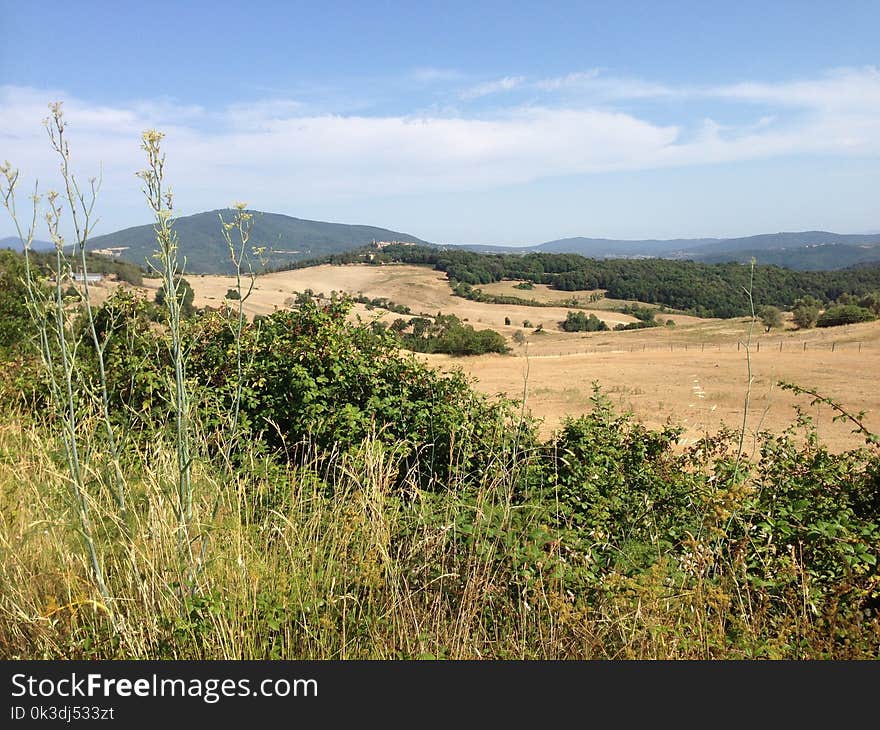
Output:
[{"xmin": 2, "ymin": 0, "xmax": 879, "ymax": 244}]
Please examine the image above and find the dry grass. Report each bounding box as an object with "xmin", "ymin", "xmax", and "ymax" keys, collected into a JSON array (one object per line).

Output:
[{"xmin": 127, "ymin": 263, "xmax": 880, "ymax": 451}]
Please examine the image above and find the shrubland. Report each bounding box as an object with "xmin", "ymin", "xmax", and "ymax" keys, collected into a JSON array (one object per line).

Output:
[{"xmin": 0, "ymin": 109, "xmax": 877, "ymax": 659}]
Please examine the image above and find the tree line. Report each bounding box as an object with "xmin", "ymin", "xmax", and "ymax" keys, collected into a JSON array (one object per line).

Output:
[{"xmin": 308, "ymin": 245, "xmax": 880, "ymax": 319}]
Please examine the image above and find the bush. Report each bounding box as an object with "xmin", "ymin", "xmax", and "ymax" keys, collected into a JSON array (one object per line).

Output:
[
  {"xmin": 560, "ymin": 311, "xmax": 608, "ymax": 332},
  {"xmin": 816, "ymin": 305, "xmax": 876, "ymax": 328},
  {"xmin": 0, "ymin": 250, "xmax": 33, "ymax": 351},
  {"xmin": 792, "ymin": 296, "xmax": 822, "ymax": 329},
  {"xmin": 394, "ymin": 312, "xmax": 510, "ymax": 356},
  {"xmin": 155, "ymin": 276, "xmax": 196, "ymax": 317},
  {"xmin": 187, "ymin": 297, "xmax": 525, "ymax": 483}
]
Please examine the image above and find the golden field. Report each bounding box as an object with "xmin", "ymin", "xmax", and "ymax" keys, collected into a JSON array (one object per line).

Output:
[{"xmin": 95, "ymin": 263, "xmax": 879, "ymax": 451}]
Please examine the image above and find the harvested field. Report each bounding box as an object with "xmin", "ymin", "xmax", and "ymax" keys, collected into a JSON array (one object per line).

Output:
[{"xmin": 163, "ymin": 264, "xmax": 880, "ymax": 451}]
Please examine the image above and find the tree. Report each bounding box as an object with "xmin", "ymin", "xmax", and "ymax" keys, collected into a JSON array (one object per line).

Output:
[
  {"xmin": 858, "ymin": 291, "xmax": 880, "ymax": 316},
  {"xmin": 560, "ymin": 310, "xmax": 608, "ymax": 332},
  {"xmin": 225, "ymin": 288, "xmax": 241, "ymax": 300},
  {"xmin": 155, "ymin": 276, "xmax": 195, "ymax": 317},
  {"xmin": 792, "ymin": 296, "xmax": 821, "ymax": 329},
  {"xmin": 758, "ymin": 305, "xmax": 783, "ymax": 332}
]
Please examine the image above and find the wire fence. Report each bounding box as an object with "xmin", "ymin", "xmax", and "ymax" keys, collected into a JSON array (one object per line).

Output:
[{"xmin": 521, "ymin": 340, "xmax": 872, "ymax": 357}]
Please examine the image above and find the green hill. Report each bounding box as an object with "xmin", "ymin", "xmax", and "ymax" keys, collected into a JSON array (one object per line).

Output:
[{"xmin": 86, "ymin": 210, "xmax": 430, "ymax": 274}]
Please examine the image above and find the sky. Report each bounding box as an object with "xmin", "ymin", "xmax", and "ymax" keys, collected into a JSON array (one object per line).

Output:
[{"xmin": 1, "ymin": 0, "xmax": 879, "ymax": 245}]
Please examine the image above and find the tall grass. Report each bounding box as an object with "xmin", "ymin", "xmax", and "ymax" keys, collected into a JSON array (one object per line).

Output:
[{"xmin": 1, "ymin": 408, "xmax": 877, "ymax": 659}]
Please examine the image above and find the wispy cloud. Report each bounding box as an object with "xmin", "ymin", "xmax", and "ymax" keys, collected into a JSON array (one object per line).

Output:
[
  {"xmin": 460, "ymin": 75, "xmax": 527, "ymax": 100},
  {"xmin": 2, "ymin": 66, "xmax": 879, "ymax": 235}
]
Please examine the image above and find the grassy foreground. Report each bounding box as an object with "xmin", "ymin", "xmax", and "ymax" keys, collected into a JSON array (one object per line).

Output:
[{"xmin": 1, "ymin": 396, "xmax": 878, "ymax": 660}]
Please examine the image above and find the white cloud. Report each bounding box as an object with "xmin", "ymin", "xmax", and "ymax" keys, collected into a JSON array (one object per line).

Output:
[
  {"xmin": 709, "ymin": 66, "xmax": 880, "ymax": 110},
  {"xmin": 1, "ymin": 67, "xmax": 879, "ymax": 236},
  {"xmin": 460, "ymin": 75, "xmax": 527, "ymax": 100}
]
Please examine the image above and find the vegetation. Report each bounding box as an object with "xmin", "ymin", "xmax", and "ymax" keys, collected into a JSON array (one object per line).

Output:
[
  {"xmin": 0, "ymin": 108, "xmax": 878, "ymax": 661},
  {"xmin": 0, "ymin": 247, "xmax": 144, "ymax": 286},
  {"xmin": 758, "ymin": 305, "xmax": 784, "ymax": 332},
  {"xmin": 86, "ymin": 210, "xmax": 428, "ymax": 274},
  {"xmin": 793, "ymin": 296, "xmax": 822, "ymax": 329},
  {"xmin": 352, "ymin": 293, "xmax": 412, "ymax": 315},
  {"xmin": 348, "ymin": 245, "xmax": 880, "ymax": 319},
  {"xmin": 155, "ymin": 276, "xmax": 196, "ymax": 318},
  {"xmin": 560, "ymin": 310, "xmax": 609, "ymax": 332},
  {"xmin": 817, "ymin": 304, "xmax": 877, "ymax": 328},
  {"xmin": 387, "ymin": 312, "xmax": 510, "ymax": 355}
]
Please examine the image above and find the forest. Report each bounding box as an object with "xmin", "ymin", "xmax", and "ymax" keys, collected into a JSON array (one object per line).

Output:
[{"xmin": 298, "ymin": 245, "xmax": 880, "ymax": 319}]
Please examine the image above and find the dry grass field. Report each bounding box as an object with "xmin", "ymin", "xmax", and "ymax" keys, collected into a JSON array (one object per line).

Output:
[{"xmin": 111, "ymin": 263, "xmax": 878, "ymax": 452}]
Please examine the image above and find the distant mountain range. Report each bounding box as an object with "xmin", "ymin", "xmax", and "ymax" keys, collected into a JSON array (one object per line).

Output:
[
  {"xmin": 452, "ymin": 231, "xmax": 880, "ymax": 271},
  {"xmin": 0, "ymin": 237, "xmax": 55, "ymax": 252},
  {"xmin": 4, "ymin": 216, "xmax": 880, "ymax": 273}
]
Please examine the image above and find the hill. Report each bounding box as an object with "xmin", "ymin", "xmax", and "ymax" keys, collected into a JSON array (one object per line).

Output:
[
  {"xmin": 454, "ymin": 231, "xmax": 880, "ymax": 270},
  {"xmin": 0, "ymin": 236, "xmax": 55, "ymax": 252},
  {"xmin": 699, "ymin": 243, "xmax": 880, "ymax": 270},
  {"xmin": 85, "ymin": 210, "xmax": 430, "ymax": 274},
  {"xmin": 534, "ymin": 236, "xmax": 719, "ymax": 257},
  {"xmin": 13, "ymin": 217, "xmax": 880, "ymax": 273}
]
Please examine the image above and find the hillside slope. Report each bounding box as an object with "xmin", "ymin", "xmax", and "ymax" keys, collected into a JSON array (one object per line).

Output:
[{"xmin": 86, "ymin": 210, "xmax": 430, "ymax": 273}]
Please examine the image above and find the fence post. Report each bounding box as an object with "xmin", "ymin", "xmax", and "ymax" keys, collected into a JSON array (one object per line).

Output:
[
  {"xmin": 803, "ymin": 341, "xmax": 806, "ymax": 352},
  {"xmin": 859, "ymin": 341, "xmax": 862, "ymax": 353},
  {"xmin": 832, "ymin": 341, "xmax": 836, "ymax": 352},
  {"xmin": 779, "ymin": 340, "xmax": 783, "ymax": 352}
]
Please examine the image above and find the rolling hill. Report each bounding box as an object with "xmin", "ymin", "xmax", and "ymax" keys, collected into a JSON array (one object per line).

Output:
[
  {"xmin": 10, "ymin": 212, "xmax": 879, "ymax": 274},
  {"xmin": 0, "ymin": 236, "xmax": 55, "ymax": 252},
  {"xmin": 84, "ymin": 210, "xmax": 430, "ymax": 274},
  {"xmin": 455, "ymin": 231, "xmax": 880, "ymax": 270}
]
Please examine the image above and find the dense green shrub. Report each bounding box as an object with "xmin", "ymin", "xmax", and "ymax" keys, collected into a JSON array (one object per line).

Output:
[
  {"xmin": 186, "ymin": 297, "xmax": 525, "ymax": 484},
  {"xmin": 793, "ymin": 296, "xmax": 822, "ymax": 329},
  {"xmin": 542, "ymin": 389, "xmax": 693, "ymax": 574},
  {"xmin": 155, "ymin": 276, "xmax": 196, "ymax": 317},
  {"xmin": 816, "ymin": 304, "xmax": 876, "ymax": 327},
  {"xmin": 391, "ymin": 312, "xmax": 510, "ymax": 355},
  {"xmin": 560, "ymin": 311, "xmax": 608, "ymax": 332},
  {"xmin": 0, "ymin": 250, "xmax": 32, "ymax": 350}
]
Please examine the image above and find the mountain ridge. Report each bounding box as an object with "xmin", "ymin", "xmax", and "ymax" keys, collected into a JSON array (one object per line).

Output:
[
  {"xmin": 5, "ymin": 215, "xmax": 880, "ymax": 273},
  {"xmin": 82, "ymin": 209, "xmax": 430, "ymax": 274}
]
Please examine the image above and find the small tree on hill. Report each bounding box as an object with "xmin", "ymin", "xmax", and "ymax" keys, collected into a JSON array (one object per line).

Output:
[
  {"xmin": 792, "ymin": 296, "xmax": 821, "ymax": 329},
  {"xmin": 758, "ymin": 305, "xmax": 783, "ymax": 332}
]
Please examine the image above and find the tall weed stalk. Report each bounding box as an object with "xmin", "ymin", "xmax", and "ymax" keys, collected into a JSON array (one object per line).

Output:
[{"xmin": 137, "ymin": 130, "xmax": 193, "ymax": 571}]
